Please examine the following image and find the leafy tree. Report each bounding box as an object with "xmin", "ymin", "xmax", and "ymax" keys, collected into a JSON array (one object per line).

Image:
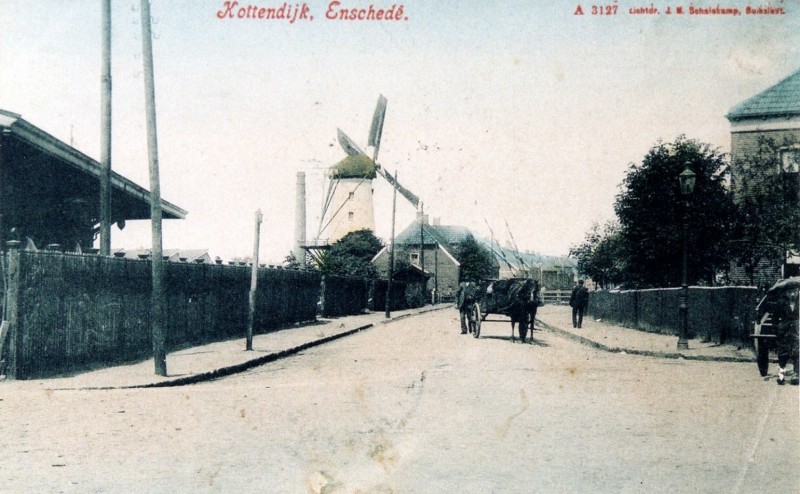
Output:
[
  {"xmin": 316, "ymin": 229, "xmax": 383, "ymax": 278},
  {"xmin": 282, "ymin": 251, "xmax": 303, "ymax": 269},
  {"xmin": 569, "ymin": 220, "xmax": 624, "ymax": 289},
  {"xmin": 456, "ymin": 234, "xmax": 497, "ymax": 282},
  {"xmin": 614, "ymin": 136, "xmax": 737, "ymax": 287},
  {"xmin": 730, "ymin": 136, "xmax": 800, "ymax": 283}
]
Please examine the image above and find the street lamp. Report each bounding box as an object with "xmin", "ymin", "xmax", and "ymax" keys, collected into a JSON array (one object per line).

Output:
[{"xmin": 677, "ymin": 163, "xmax": 696, "ymax": 350}]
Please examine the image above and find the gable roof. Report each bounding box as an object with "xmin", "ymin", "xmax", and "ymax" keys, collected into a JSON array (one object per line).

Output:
[
  {"xmin": 727, "ymin": 68, "xmax": 800, "ymax": 121},
  {"xmin": 394, "ymin": 217, "xmax": 458, "ymax": 247}
]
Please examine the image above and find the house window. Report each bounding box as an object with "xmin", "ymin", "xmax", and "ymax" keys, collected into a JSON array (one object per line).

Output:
[
  {"xmin": 780, "ymin": 147, "xmax": 800, "ymax": 174},
  {"xmin": 348, "ymin": 192, "xmax": 355, "ymax": 200},
  {"xmin": 348, "ymin": 212, "xmax": 354, "ymax": 221}
]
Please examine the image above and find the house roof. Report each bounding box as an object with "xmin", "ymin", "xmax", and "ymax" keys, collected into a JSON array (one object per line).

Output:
[
  {"xmin": 727, "ymin": 68, "xmax": 800, "ymax": 121},
  {"xmin": 394, "ymin": 218, "xmax": 479, "ymax": 252},
  {"xmin": 0, "ymin": 109, "xmax": 187, "ymax": 220}
]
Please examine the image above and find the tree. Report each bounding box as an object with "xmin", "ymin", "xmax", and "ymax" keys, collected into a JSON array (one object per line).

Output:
[
  {"xmin": 730, "ymin": 136, "xmax": 800, "ymax": 283},
  {"xmin": 282, "ymin": 251, "xmax": 303, "ymax": 269},
  {"xmin": 569, "ymin": 220, "xmax": 624, "ymax": 289},
  {"xmin": 456, "ymin": 234, "xmax": 497, "ymax": 282},
  {"xmin": 316, "ymin": 229, "xmax": 384, "ymax": 278},
  {"xmin": 614, "ymin": 136, "xmax": 737, "ymax": 287}
]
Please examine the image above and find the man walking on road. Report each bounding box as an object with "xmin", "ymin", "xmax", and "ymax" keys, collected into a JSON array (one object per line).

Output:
[
  {"xmin": 456, "ymin": 281, "xmax": 478, "ymax": 334},
  {"xmin": 570, "ymin": 279, "xmax": 589, "ymax": 328}
]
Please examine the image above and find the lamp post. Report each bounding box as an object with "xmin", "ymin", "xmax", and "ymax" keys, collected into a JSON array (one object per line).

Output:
[{"xmin": 677, "ymin": 163, "xmax": 696, "ymax": 350}]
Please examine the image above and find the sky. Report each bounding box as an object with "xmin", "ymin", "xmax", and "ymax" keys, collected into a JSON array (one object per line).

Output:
[{"xmin": 1, "ymin": 1, "xmax": 798, "ymax": 263}]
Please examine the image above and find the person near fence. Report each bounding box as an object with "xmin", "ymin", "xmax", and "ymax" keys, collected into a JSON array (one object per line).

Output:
[
  {"xmin": 456, "ymin": 281, "xmax": 478, "ymax": 334},
  {"xmin": 569, "ymin": 279, "xmax": 589, "ymax": 328},
  {"xmin": 773, "ymin": 290, "xmax": 799, "ymax": 385}
]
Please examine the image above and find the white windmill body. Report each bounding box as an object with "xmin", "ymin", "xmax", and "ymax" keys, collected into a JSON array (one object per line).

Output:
[{"xmin": 323, "ymin": 155, "xmax": 378, "ymax": 243}]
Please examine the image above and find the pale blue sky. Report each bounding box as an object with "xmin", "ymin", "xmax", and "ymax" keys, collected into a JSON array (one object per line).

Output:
[{"xmin": 1, "ymin": 1, "xmax": 798, "ymax": 261}]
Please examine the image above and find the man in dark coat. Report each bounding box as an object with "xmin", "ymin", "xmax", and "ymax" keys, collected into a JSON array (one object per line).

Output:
[
  {"xmin": 569, "ymin": 279, "xmax": 589, "ymax": 328},
  {"xmin": 456, "ymin": 281, "xmax": 478, "ymax": 334},
  {"xmin": 773, "ymin": 289, "xmax": 799, "ymax": 385}
]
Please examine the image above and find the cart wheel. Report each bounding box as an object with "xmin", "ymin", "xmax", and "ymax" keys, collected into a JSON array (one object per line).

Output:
[
  {"xmin": 755, "ymin": 338, "xmax": 770, "ymax": 377},
  {"xmin": 471, "ymin": 303, "xmax": 481, "ymax": 338}
]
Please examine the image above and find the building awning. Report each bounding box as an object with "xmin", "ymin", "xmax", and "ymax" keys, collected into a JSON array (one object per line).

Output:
[{"xmin": 0, "ymin": 109, "xmax": 187, "ymax": 221}]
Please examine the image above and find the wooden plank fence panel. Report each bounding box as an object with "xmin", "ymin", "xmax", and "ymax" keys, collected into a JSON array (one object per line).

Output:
[{"xmin": 5, "ymin": 251, "xmax": 323, "ymax": 379}]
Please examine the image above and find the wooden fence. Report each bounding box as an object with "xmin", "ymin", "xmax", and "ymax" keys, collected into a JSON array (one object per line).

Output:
[
  {"xmin": 588, "ymin": 287, "xmax": 759, "ymax": 345},
  {"xmin": 1, "ymin": 245, "xmax": 430, "ymax": 379},
  {"xmin": 2, "ymin": 246, "xmax": 321, "ymax": 379},
  {"xmin": 541, "ymin": 290, "xmax": 572, "ymax": 306},
  {"xmin": 319, "ymin": 275, "xmax": 426, "ymax": 318}
]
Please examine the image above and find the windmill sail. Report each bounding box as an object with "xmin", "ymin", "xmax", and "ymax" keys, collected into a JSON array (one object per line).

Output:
[
  {"xmin": 368, "ymin": 94, "xmax": 387, "ymax": 149},
  {"xmin": 335, "ymin": 99, "xmax": 421, "ymax": 210},
  {"xmin": 337, "ymin": 128, "xmax": 366, "ymax": 156},
  {"xmin": 376, "ymin": 167, "xmax": 419, "ymax": 208}
]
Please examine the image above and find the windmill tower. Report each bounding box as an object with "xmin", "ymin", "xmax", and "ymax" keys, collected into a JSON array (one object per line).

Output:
[
  {"xmin": 315, "ymin": 96, "xmax": 420, "ymax": 244},
  {"xmin": 323, "ymin": 154, "xmax": 378, "ymax": 242}
]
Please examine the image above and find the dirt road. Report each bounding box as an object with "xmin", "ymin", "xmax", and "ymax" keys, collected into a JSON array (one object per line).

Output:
[{"xmin": 1, "ymin": 309, "xmax": 797, "ymax": 493}]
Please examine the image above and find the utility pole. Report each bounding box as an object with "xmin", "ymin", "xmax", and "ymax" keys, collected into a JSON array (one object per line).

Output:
[
  {"xmin": 419, "ymin": 203, "xmax": 425, "ymax": 274},
  {"xmin": 434, "ymin": 241, "xmax": 439, "ymax": 304},
  {"xmin": 140, "ymin": 0, "xmax": 166, "ymax": 376},
  {"xmin": 385, "ymin": 170, "xmax": 398, "ymax": 319},
  {"xmin": 247, "ymin": 209, "xmax": 263, "ymax": 351},
  {"xmin": 99, "ymin": 0, "xmax": 112, "ymax": 256}
]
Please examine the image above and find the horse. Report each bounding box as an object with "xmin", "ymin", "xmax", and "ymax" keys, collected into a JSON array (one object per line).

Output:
[{"xmin": 506, "ymin": 279, "xmax": 540, "ymax": 343}]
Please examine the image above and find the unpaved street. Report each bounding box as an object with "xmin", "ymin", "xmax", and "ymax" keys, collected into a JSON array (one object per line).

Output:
[{"xmin": 1, "ymin": 309, "xmax": 797, "ymax": 493}]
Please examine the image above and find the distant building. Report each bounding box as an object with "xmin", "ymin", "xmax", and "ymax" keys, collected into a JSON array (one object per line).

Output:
[
  {"xmin": 0, "ymin": 110, "xmax": 186, "ymax": 251},
  {"xmin": 372, "ymin": 215, "xmax": 472, "ymax": 301},
  {"xmin": 726, "ymin": 68, "xmax": 800, "ymax": 282}
]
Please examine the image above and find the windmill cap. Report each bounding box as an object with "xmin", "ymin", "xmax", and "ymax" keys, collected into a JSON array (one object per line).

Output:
[{"xmin": 330, "ymin": 155, "xmax": 377, "ymax": 179}]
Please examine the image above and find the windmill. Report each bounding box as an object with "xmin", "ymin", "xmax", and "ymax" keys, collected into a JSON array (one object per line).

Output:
[{"xmin": 315, "ymin": 95, "xmax": 421, "ymax": 245}]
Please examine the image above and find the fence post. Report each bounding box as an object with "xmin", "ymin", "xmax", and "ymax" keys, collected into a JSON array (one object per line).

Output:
[
  {"xmin": 368, "ymin": 280, "xmax": 376, "ymax": 312},
  {"xmin": 4, "ymin": 240, "xmax": 21, "ymax": 379},
  {"xmin": 319, "ymin": 275, "xmax": 326, "ymax": 317}
]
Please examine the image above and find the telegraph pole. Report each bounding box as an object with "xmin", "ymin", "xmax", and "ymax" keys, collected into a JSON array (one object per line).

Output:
[
  {"xmin": 99, "ymin": 0, "xmax": 112, "ymax": 255},
  {"xmin": 140, "ymin": 0, "xmax": 167, "ymax": 376},
  {"xmin": 385, "ymin": 170, "xmax": 398, "ymax": 319},
  {"xmin": 247, "ymin": 209, "xmax": 263, "ymax": 351}
]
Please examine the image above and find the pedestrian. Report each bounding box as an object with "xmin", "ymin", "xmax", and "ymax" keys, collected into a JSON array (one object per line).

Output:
[
  {"xmin": 569, "ymin": 279, "xmax": 589, "ymax": 328},
  {"xmin": 773, "ymin": 290, "xmax": 799, "ymax": 385},
  {"xmin": 455, "ymin": 281, "xmax": 477, "ymax": 334}
]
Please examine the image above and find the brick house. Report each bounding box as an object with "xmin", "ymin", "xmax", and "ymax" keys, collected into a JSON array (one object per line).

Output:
[
  {"xmin": 726, "ymin": 68, "xmax": 800, "ymax": 282},
  {"xmin": 372, "ymin": 215, "xmax": 500, "ymax": 301}
]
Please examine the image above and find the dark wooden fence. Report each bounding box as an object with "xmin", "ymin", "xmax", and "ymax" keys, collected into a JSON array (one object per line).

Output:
[
  {"xmin": 588, "ymin": 287, "xmax": 759, "ymax": 345},
  {"xmin": 1, "ymin": 246, "xmax": 431, "ymax": 379},
  {"xmin": 3, "ymin": 247, "xmax": 320, "ymax": 379},
  {"xmin": 320, "ymin": 275, "xmax": 426, "ymax": 318}
]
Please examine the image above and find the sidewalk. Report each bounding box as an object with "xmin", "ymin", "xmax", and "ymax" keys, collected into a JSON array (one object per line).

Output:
[
  {"xmin": 3, "ymin": 303, "xmax": 759, "ymax": 391},
  {"xmin": 535, "ymin": 305, "xmax": 757, "ymax": 363},
  {"xmin": 3, "ymin": 304, "xmax": 449, "ymax": 391}
]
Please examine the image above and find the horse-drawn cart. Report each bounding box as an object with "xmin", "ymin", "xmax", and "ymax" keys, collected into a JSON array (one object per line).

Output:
[
  {"xmin": 459, "ymin": 278, "xmax": 541, "ymax": 342},
  {"xmin": 750, "ymin": 276, "xmax": 799, "ymax": 377}
]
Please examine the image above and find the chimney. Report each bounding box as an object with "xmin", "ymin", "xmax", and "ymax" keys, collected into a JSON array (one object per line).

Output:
[{"xmin": 294, "ymin": 171, "xmax": 307, "ymax": 268}]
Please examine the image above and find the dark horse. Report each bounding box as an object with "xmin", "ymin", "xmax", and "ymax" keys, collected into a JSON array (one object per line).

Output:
[{"xmin": 508, "ymin": 279, "xmax": 540, "ymax": 343}]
